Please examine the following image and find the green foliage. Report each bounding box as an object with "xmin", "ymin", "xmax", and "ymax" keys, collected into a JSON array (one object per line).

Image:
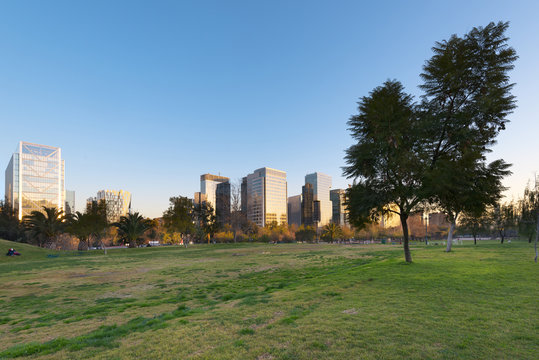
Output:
[
  {"xmin": 491, "ymin": 202, "xmax": 517, "ymax": 244},
  {"xmin": 113, "ymin": 212, "xmax": 155, "ymax": 248},
  {"xmin": 0, "ymin": 201, "xmax": 23, "ymax": 242},
  {"xmin": 344, "ymin": 80, "xmax": 422, "ymax": 262},
  {"xmin": 295, "ymin": 225, "xmax": 316, "ymax": 243},
  {"xmin": 67, "ymin": 200, "xmax": 109, "ymax": 250},
  {"xmin": 518, "ymin": 182, "xmax": 539, "ymax": 243},
  {"xmin": 344, "ymin": 22, "xmax": 516, "ymax": 261},
  {"xmin": 193, "ymin": 202, "xmax": 219, "ymax": 242},
  {"xmin": 162, "ymin": 196, "xmax": 194, "ymax": 236},
  {"xmin": 321, "ymin": 223, "xmax": 343, "ymax": 242},
  {"xmin": 22, "ymin": 207, "xmax": 67, "ymax": 247}
]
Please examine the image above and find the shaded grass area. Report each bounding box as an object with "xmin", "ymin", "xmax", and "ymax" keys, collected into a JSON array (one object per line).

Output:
[{"xmin": 0, "ymin": 238, "xmax": 538, "ymax": 359}]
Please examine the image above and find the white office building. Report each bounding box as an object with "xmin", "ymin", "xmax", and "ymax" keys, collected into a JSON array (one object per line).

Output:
[{"xmin": 5, "ymin": 141, "xmax": 65, "ymax": 220}]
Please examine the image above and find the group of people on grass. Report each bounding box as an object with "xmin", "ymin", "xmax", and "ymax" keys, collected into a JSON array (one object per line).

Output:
[{"xmin": 6, "ymin": 248, "xmax": 21, "ymax": 256}]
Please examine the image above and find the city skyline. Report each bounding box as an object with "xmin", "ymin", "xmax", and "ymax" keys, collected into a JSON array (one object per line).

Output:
[{"xmin": 1, "ymin": 1, "xmax": 538, "ymax": 218}]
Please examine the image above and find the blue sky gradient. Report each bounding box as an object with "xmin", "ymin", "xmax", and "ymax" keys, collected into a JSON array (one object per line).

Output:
[{"xmin": 1, "ymin": 0, "xmax": 538, "ymax": 217}]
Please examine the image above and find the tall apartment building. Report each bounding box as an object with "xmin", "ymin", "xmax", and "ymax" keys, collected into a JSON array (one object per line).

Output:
[
  {"xmin": 305, "ymin": 172, "xmax": 332, "ymax": 227},
  {"xmin": 245, "ymin": 167, "xmax": 287, "ymax": 227},
  {"xmin": 5, "ymin": 141, "xmax": 65, "ymax": 220},
  {"xmin": 330, "ymin": 189, "xmax": 348, "ymax": 226},
  {"xmin": 287, "ymin": 195, "xmax": 302, "ymax": 227},
  {"xmin": 88, "ymin": 190, "xmax": 131, "ymax": 223},
  {"xmin": 198, "ymin": 173, "xmax": 230, "ymax": 224}
]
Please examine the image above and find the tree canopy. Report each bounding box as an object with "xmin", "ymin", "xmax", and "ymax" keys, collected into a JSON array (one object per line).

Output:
[{"xmin": 344, "ymin": 22, "xmax": 516, "ymax": 262}]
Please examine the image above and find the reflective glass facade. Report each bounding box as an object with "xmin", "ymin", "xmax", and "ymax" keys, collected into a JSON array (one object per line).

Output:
[
  {"xmin": 200, "ymin": 174, "xmax": 229, "ymax": 214},
  {"xmin": 5, "ymin": 142, "xmax": 65, "ymax": 220},
  {"xmin": 330, "ymin": 189, "xmax": 348, "ymax": 226},
  {"xmin": 246, "ymin": 167, "xmax": 287, "ymax": 227},
  {"xmin": 305, "ymin": 172, "xmax": 332, "ymax": 226}
]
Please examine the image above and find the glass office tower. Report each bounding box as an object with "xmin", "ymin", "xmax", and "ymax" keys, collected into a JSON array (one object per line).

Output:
[
  {"xmin": 305, "ymin": 172, "xmax": 332, "ymax": 227},
  {"xmin": 200, "ymin": 174, "xmax": 230, "ymax": 213},
  {"xmin": 5, "ymin": 141, "xmax": 65, "ymax": 220},
  {"xmin": 245, "ymin": 167, "xmax": 287, "ymax": 227}
]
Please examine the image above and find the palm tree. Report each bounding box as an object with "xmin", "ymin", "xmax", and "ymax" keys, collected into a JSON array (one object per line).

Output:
[
  {"xmin": 113, "ymin": 212, "xmax": 154, "ymax": 248},
  {"xmin": 322, "ymin": 223, "xmax": 343, "ymax": 243},
  {"xmin": 67, "ymin": 212, "xmax": 93, "ymax": 250},
  {"xmin": 23, "ymin": 207, "xmax": 67, "ymax": 247}
]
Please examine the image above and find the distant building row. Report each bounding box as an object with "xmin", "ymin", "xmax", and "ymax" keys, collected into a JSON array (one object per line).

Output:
[{"xmin": 195, "ymin": 168, "xmax": 348, "ymax": 228}]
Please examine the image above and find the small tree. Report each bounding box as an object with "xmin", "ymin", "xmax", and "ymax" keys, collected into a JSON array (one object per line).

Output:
[
  {"xmin": 459, "ymin": 209, "xmax": 491, "ymax": 245},
  {"xmin": 322, "ymin": 223, "xmax": 343, "ymax": 243},
  {"xmin": 491, "ymin": 202, "xmax": 516, "ymax": 244}
]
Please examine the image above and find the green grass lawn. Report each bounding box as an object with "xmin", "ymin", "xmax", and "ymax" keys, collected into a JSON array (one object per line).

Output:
[{"xmin": 0, "ymin": 239, "xmax": 537, "ymax": 359}]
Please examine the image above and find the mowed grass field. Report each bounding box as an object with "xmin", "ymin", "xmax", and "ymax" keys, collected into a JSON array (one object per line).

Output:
[{"xmin": 0, "ymin": 239, "xmax": 537, "ymax": 359}]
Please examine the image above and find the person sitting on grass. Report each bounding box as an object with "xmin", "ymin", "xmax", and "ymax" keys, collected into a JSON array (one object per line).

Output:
[{"xmin": 6, "ymin": 248, "xmax": 21, "ymax": 256}]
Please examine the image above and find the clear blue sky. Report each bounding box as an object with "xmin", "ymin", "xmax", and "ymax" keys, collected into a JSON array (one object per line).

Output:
[{"xmin": 1, "ymin": 0, "xmax": 538, "ymax": 218}]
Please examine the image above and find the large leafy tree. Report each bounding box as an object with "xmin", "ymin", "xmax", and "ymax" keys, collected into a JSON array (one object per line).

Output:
[
  {"xmin": 162, "ymin": 196, "xmax": 194, "ymax": 242},
  {"xmin": 344, "ymin": 22, "xmax": 516, "ymax": 262},
  {"xmin": 419, "ymin": 21, "xmax": 517, "ymax": 251},
  {"xmin": 113, "ymin": 212, "xmax": 154, "ymax": 248},
  {"xmin": 23, "ymin": 207, "xmax": 67, "ymax": 248},
  {"xmin": 344, "ymin": 80, "xmax": 425, "ymax": 263}
]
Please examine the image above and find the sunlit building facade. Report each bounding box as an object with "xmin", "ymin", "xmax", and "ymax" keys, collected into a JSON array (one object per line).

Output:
[
  {"xmin": 330, "ymin": 189, "xmax": 348, "ymax": 226},
  {"xmin": 96, "ymin": 189, "xmax": 131, "ymax": 223},
  {"xmin": 5, "ymin": 141, "xmax": 65, "ymax": 220},
  {"xmin": 305, "ymin": 172, "xmax": 332, "ymax": 227},
  {"xmin": 200, "ymin": 174, "xmax": 229, "ymax": 212},
  {"xmin": 245, "ymin": 167, "xmax": 287, "ymax": 227}
]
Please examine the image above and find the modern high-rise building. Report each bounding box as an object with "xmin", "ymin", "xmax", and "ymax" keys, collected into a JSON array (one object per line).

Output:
[
  {"xmin": 215, "ymin": 181, "xmax": 231, "ymax": 225},
  {"xmin": 241, "ymin": 177, "xmax": 248, "ymax": 215},
  {"xmin": 245, "ymin": 167, "xmax": 287, "ymax": 227},
  {"xmin": 287, "ymin": 195, "xmax": 302, "ymax": 226},
  {"xmin": 301, "ymin": 183, "xmax": 314, "ymax": 227},
  {"xmin": 199, "ymin": 174, "xmax": 229, "ymax": 212},
  {"xmin": 305, "ymin": 172, "xmax": 332, "ymax": 227},
  {"xmin": 330, "ymin": 189, "xmax": 348, "ymax": 226},
  {"xmin": 65, "ymin": 190, "xmax": 76, "ymax": 215},
  {"xmin": 5, "ymin": 141, "xmax": 65, "ymax": 220},
  {"xmin": 91, "ymin": 190, "xmax": 131, "ymax": 223}
]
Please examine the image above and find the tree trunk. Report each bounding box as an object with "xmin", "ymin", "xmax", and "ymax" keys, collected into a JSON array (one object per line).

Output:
[
  {"xmin": 446, "ymin": 221, "xmax": 456, "ymax": 252},
  {"xmin": 78, "ymin": 239, "xmax": 88, "ymax": 251},
  {"xmin": 100, "ymin": 239, "xmax": 107, "ymax": 255},
  {"xmin": 400, "ymin": 213, "xmax": 412, "ymax": 263},
  {"xmin": 500, "ymin": 230, "xmax": 504, "ymax": 244}
]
